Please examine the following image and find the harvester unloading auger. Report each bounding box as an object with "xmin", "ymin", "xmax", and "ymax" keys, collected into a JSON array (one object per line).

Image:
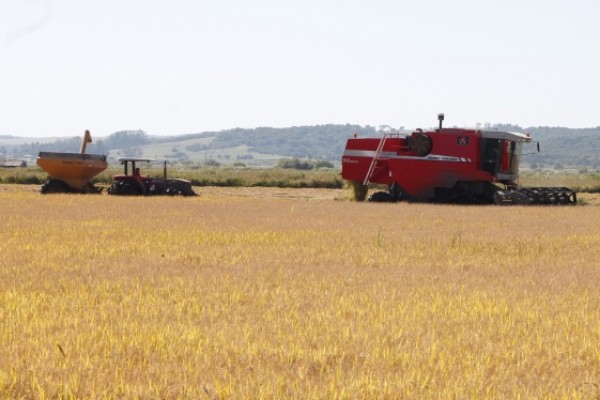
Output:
[
  {"xmin": 341, "ymin": 114, "xmax": 576, "ymax": 205},
  {"xmin": 36, "ymin": 131, "xmax": 196, "ymax": 196}
]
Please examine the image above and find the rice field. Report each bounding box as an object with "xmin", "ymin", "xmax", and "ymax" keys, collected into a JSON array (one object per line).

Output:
[{"xmin": 1, "ymin": 185, "xmax": 600, "ymax": 399}]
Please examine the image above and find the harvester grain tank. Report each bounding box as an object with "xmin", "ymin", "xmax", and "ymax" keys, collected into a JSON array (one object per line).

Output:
[
  {"xmin": 36, "ymin": 130, "xmax": 108, "ymax": 193},
  {"xmin": 341, "ymin": 114, "xmax": 576, "ymax": 205}
]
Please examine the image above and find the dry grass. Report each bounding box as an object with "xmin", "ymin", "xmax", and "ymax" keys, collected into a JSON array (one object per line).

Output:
[{"xmin": 1, "ymin": 185, "xmax": 600, "ymax": 399}]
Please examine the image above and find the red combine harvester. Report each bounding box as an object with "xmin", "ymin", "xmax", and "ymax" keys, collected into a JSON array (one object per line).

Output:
[{"xmin": 341, "ymin": 114, "xmax": 576, "ymax": 205}]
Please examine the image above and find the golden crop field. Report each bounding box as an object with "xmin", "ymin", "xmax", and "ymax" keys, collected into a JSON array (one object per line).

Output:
[{"xmin": 1, "ymin": 185, "xmax": 600, "ymax": 399}]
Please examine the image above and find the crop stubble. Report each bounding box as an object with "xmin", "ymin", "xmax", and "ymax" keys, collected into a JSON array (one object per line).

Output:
[{"xmin": 1, "ymin": 186, "xmax": 600, "ymax": 398}]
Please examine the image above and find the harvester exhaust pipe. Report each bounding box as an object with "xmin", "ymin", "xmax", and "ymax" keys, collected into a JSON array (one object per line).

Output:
[
  {"xmin": 438, "ymin": 113, "xmax": 444, "ymax": 130},
  {"xmin": 80, "ymin": 130, "xmax": 92, "ymax": 154}
]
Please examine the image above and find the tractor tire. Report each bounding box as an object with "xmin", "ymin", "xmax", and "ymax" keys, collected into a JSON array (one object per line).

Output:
[
  {"xmin": 108, "ymin": 183, "xmax": 118, "ymax": 195},
  {"xmin": 109, "ymin": 181, "xmax": 143, "ymax": 196},
  {"xmin": 40, "ymin": 179, "xmax": 71, "ymax": 194}
]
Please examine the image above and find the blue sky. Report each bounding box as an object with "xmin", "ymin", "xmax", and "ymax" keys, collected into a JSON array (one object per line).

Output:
[{"xmin": 1, "ymin": 0, "xmax": 599, "ymax": 137}]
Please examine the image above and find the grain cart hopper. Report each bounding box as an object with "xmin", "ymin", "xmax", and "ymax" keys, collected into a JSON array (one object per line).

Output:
[
  {"xmin": 341, "ymin": 114, "xmax": 576, "ymax": 205},
  {"xmin": 108, "ymin": 158, "xmax": 196, "ymax": 196},
  {"xmin": 36, "ymin": 130, "xmax": 108, "ymax": 194}
]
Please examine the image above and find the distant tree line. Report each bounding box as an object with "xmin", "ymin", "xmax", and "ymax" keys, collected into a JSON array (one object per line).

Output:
[
  {"xmin": 276, "ymin": 158, "xmax": 335, "ymax": 170},
  {"xmin": 209, "ymin": 124, "xmax": 380, "ymax": 160},
  {"xmin": 18, "ymin": 130, "xmax": 149, "ymax": 155},
  {"xmin": 520, "ymin": 126, "xmax": 600, "ymax": 168}
]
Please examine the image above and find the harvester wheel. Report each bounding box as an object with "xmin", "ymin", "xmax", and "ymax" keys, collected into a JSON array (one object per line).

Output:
[
  {"xmin": 389, "ymin": 183, "xmax": 404, "ymax": 201},
  {"xmin": 40, "ymin": 179, "xmax": 71, "ymax": 194},
  {"xmin": 368, "ymin": 191, "xmax": 395, "ymax": 202},
  {"xmin": 347, "ymin": 180, "xmax": 368, "ymax": 201}
]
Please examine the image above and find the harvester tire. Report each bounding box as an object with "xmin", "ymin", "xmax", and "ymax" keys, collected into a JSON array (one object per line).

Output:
[
  {"xmin": 389, "ymin": 183, "xmax": 404, "ymax": 201},
  {"xmin": 368, "ymin": 191, "xmax": 395, "ymax": 202},
  {"xmin": 41, "ymin": 179, "xmax": 71, "ymax": 194},
  {"xmin": 348, "ymin": 180, "xmax": 368, "ymax": 201}
]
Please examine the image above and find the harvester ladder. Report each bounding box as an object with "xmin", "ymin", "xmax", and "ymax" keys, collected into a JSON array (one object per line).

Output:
[{"xmin": 363, "ymin": 134, "xmax": 388, "ymax": 186}]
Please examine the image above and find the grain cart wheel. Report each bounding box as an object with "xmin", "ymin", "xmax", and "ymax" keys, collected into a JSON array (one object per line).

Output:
[{"xmin": 40, "ymin": 179, "xmax": 71, "ymax": 194}]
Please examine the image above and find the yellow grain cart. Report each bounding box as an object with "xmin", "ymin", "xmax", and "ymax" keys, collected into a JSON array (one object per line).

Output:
[{"xmin": 36, "ymin": 131, "xmax": 108, "ymax": 194}]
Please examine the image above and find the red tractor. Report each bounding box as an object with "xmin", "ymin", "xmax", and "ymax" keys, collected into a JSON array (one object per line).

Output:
[
  {"xmin": 341, "ymin": 114, "xmax": 576, "ymax": 205},
  {"xmin": 108, "ymin": 158, "xmax": 196, "ymax": 196}
]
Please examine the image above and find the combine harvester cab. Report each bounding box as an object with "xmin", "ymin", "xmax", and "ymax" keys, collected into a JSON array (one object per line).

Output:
[
  {"xmin": 108, "ymin": 158, "xmax": 196, "ymax": 196},
  {"xmin": 341, "ymin": 114, "xmax": 576, "ymax": 205},
  {"xmin": 36, "ymin": 130, "xmax": 108, "ymax": 194}
]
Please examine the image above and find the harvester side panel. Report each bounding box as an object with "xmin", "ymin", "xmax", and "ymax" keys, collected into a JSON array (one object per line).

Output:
[{"xmin": 388, "ymin": 131, "xmax": 490, "ymax": 199}]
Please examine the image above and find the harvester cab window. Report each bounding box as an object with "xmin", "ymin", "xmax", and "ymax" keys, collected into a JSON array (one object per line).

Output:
[
  {"xmin": 480, "ymin": 138, "xmax": 502, "ymax": 174},
  {"xmin": 496, "ymin": 140, "xmax": 522, "ymax": 175},
  {"xmin": 506, "ymin": 141, "xmax": 522, "ymax": 175}
]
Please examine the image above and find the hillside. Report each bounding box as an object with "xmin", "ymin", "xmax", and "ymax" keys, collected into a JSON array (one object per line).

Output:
[
  {"xmin": 524, "ymin": 127, "xmax": 600, "ymax": 168},
  {"xmin": 1, "ymin": 124, "xmax": 599, "ymax": 168}
]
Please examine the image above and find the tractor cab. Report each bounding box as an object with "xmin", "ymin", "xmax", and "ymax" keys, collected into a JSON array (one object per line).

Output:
[
  {"xmin": 110, "ymin": 158, "xmax": 155, "ymax": 195},
  {"xmin": 117, "ymin": 157, "xmax": 152, "ymax": 179}
]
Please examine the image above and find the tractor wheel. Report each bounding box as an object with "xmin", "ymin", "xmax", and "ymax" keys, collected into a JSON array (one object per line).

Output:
[
  {"xmin": 40, "ymin": 179, "xmax": 71, "ymax": 194},
  {"xmin": 108, "ymin": 183, "xmax": 119, "ymax": 195},
  {"xmin": 109, "ymin": 181, "xmax": 142, "ymax": 196}
]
